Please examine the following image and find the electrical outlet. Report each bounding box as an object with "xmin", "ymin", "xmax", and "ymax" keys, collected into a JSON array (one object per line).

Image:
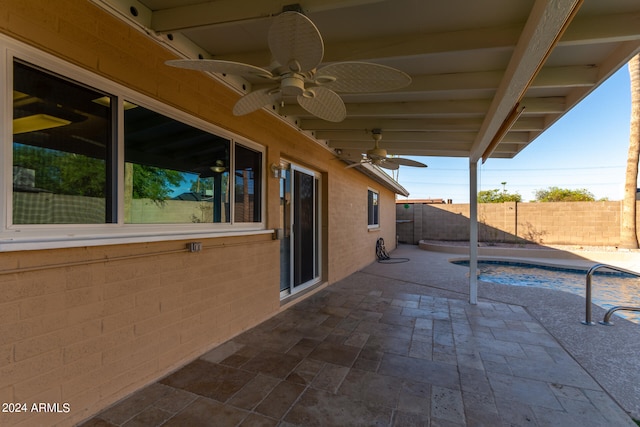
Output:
[{"xmin": 187, "ymin": 242, "xmax": 202, "ymax": 252}]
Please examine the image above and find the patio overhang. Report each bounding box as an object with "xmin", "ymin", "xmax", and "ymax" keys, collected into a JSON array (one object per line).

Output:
[{"xmin": 89, "ymin": 0, "xmax": 640, "ymax": 165}]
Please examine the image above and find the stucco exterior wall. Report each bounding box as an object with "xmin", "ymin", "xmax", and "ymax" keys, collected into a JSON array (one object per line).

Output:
[
  {"xmin": 397, "ymin": 201, "xmax": 639, "ymax": 246},
  {"xmin": 0, "ymin": 1, "xmax": 399, "ymax": 425}
]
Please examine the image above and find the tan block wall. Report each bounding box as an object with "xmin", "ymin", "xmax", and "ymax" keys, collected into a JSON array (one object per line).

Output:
[
  {"xmin": 328, "ymin": 172, "xmax": 397, "ymax": 282},
  {"xmin": 398, "ymin": 201, "xmax": 638, "ymax": 246},
  {"xmin": 516, "ymin": 202, "xmax": 622, "ymax": 245},
  {"xmin": 0, "ymin": 1, "xmax": 398, "ymax": 425},
  {"xmin": 398, "ymin": 202, "xmax": 471, "ymax": 242},
  {"xmin": 0, "ymin": 236, "xmax": 279, "ymax": 426}
]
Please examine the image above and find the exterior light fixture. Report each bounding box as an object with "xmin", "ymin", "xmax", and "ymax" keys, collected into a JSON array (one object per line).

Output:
[
  {"xmin": 271, "ymin": 163, "xmax": 285, "ymax": 178},
  {"xmin": 210, "ymin": 160, "xmax": 226, "ymax": 173}
]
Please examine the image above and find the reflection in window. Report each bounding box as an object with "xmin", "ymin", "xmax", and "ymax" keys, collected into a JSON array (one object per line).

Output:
[
  {"xmin": 124, "ymin": 104, "xmax": 230, "ymax": 224},
  {"xmin": 368, "ymin": 189, "xmax": 379, "ymax": 227},
  {"xmin": 10, "ymin": 61, "xmax": 264, "ymax": 228},
  {"xmin": 234, "ymin": 144, "xmax": 262, "ymax": 223},
  {"xmin": 12, "ymin": 61, "xmax": 113, "ymax": 224}
]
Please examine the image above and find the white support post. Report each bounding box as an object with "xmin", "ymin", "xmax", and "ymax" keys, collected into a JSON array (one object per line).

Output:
[{"xmin": 469, "ymin": 160, "xmax": 478, "ymax": 304}]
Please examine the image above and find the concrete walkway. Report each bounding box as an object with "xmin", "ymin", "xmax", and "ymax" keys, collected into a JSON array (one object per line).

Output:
[{"xmin": 80, "ymin": 245, "xmax": 639, "ymax": 426}]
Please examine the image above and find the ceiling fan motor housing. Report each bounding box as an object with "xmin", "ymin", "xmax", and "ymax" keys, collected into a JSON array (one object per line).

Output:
[
  {"xmin": 368, "ymin": 147, "xmax": 388, "ymax": 160},
  {"xmin": 368, "ymin": 129, "xmax": 387, "ymax": 159},
  {"xmin": 281, "ymin": 73, "xmax": 306, "ymax": 96}
]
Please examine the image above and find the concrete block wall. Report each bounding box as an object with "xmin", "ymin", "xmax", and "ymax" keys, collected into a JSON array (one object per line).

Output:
[
  {"xmin": 328, "ymin": 172, "xmax": 397, "ymax": 282},
  {"xmin": 398, "ymin": 201, "xmax": 638, "ymax": 246},
  {"xmin": 516, "ymin": 202, "xmax": 622, "ymax": 245},
  {"xmin": 397, "ymin": 203, "xmax": 471, "ymax": 243},
  {"xmin": 0, "ymin": 236, "xmax": 279, "ymax": 426},
  {"xmin": 475, "ymin": 202, "xmax": 518, "ymax": 242}
]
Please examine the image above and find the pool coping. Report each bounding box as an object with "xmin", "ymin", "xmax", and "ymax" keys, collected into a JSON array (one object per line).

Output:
[{"xmin": 419, "ymin": 240, "xmax": 640, "ymax": 271}]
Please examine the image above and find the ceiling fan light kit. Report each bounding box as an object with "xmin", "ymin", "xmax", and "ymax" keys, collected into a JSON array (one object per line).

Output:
[{"xmin": 165, "ymin": 10, "xmax": 411, "ymax": 123}]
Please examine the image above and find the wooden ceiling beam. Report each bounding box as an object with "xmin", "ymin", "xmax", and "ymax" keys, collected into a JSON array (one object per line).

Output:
[
  {"xmin": 282, "ymin": 97, "xmax": 564, "ymax": 118},
  {"xmin": 151, "ymin": 0, "xmax": 385, "ymax": 33},
  {"xmin": 321, "ymin": 130, "xmax": 477, "ymax": 142},
  {"xmin": 208, "ymin": 11, "xmax": 640, "ymax": 66}
]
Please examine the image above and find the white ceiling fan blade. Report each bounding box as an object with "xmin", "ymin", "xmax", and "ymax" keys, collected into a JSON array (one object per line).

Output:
[
  {"xmin": 297, "ymin": 87, "xmax": 346, "ymax": 122},
  {"xmin": 268, "ymin": 11, "xmax": 324, "ymax": 72},
  {"xmin": 378, "ymin": 160, "xmax": 400, "ymax": 170},
  {"xmin": 388, "ymin": 157, "xmax": 428, "ymax": 168},
  {"xmin": 166, "ymin": 59, "xmax": 274, "ymax": 80},
  {"xmin": 315, "ymin": 62, "xmax": 411, "ymax": 92},
  {"xmin": 233, "ymin": 87, "xmax": 280, "ymax": 116}
]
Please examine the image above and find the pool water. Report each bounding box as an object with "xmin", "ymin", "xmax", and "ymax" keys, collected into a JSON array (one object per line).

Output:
[{"xmin": 453, "ymin": 260, "xmax": 640, "ymax": 324}]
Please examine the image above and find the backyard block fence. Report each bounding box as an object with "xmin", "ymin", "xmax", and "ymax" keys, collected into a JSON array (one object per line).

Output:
[{"xmin": 396, "ymin": 201, "xmax": 640, "ymax": 246}]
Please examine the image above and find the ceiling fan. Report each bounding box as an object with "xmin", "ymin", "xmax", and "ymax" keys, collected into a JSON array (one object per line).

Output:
[
  {"xmin": 165, "ymin": 9, "xmax": 411, "ymax": 122},
  {"xmin": 343, "ymin": 129, "xmax": 428, "ymax": 170}
]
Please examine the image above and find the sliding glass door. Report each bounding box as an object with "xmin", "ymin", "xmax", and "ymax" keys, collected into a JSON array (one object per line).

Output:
[{"xmin": 280, "ymin": 163, "xmax": 321, "ymax": 297}]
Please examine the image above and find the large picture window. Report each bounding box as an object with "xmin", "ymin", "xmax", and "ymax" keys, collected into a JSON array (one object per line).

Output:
[
  {"xmin": 12, "ymin": 61, "xmax": 114, "ymax": 224},
  {"xmin": 6, "ymin": 56, "xmax": 265, "ymax": 246}
]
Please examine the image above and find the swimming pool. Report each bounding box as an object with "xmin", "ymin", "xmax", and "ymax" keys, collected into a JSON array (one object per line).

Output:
[{"xmin": 453, "ymin": 260, "xmax": 640, "ymax": 324}]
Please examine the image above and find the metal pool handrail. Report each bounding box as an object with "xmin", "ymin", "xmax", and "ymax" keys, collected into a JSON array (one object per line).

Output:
[
  {"xmin": 600, "ymin": 306, "xmax": 640, "ymax": 325},
  {"xmin": 582, "ymin": 263, "xmax": 640, "ymax": 325}
]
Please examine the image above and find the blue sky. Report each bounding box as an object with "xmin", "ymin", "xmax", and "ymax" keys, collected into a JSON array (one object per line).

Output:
[{"xmin": 395, "ymin": 66, "xmax": 634, "ymax": 203}]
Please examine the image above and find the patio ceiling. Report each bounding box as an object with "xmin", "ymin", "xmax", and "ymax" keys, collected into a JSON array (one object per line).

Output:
[{"xmin": 91, "ymin": 0, "xmax": 640, "ymax": 164}]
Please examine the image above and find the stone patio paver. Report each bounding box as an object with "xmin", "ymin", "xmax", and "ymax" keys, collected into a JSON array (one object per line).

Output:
[{"xmin": 80, "ymin": 245, "xmax": 638, "ymax": 427}]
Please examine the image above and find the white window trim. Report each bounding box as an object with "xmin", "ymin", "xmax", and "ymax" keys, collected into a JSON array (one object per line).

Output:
[
  {"xmin": 367, "ymin": 187, "xmax": 380, "ymax": 229},
  {"xmin": 1, "ymin": 34, "xmax": 267, "ymax": 252}
]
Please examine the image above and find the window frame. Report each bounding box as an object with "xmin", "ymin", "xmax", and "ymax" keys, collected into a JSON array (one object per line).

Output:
[
  {"xmin": 0, "ymin": 35, "xmax": 268, "ymax": 251},
  {"xmin": 367, "ymin": 188, "xmax": 380, "ymax": 229}
]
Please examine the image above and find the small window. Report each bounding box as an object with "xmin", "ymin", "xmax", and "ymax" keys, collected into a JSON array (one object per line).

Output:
[
  {"xmin": 368, "ymin": 189, "xmax": 379, "ymax": 228},
  {"xmin": 234, "ymin": 144, "xmax": 262, "ymax": 223}
]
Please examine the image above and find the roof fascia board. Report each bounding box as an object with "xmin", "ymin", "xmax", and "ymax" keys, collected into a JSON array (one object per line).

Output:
[{"xmin": 469, "ymin": 0, "xmax": 583, "ymax": 163}]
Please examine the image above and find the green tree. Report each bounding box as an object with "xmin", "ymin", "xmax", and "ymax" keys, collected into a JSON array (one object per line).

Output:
[
  {"xmin": 14, "ymin": 144, "xmax": 184, "ymax": 202},
  {"xmin": 190, "ymin": 177, "xmax": 214, "ymax": 195},
  {"xmin": 478, "ymin": 188, "xmax": 521, "ymax": 203},
  {"xmin": 534, "ymin": 186, "xmax": 595, "ymax": 202},
  {"xmin": 14, "ymin": 144, "xmax": 106, "ymax": 197},
  {"xmin": 131, "ymin": 164, "xmax": 184, "ymax": 201}
]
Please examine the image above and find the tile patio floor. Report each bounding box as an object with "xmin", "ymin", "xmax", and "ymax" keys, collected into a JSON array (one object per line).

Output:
[{"xmin": 80, "ymin": 245, "xmax": 637, "ymax": 427}]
